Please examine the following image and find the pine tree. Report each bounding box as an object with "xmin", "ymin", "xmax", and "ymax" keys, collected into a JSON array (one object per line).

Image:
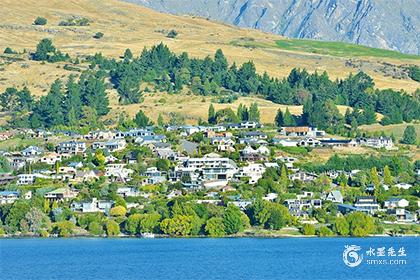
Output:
[
  {"xmin": 64, "ymin": 75, "xmax": 82, "ymax": 126},
  {"xmin": 401, "ymin": 125, "xmax": 417, "ymax": 145},
  {"xmin": 248, "ymin": 102, "xmax": 260, "ymax": 122},
  {"xmin": 275, "ymin": 109, "xmax": 284, "ymax": 127},
  {"xmin": 370, "ymin": 167, "xmax": 380, "ymax": 189},
  {"xmin": 79, "ymin": 72, "xmax": 110, "ymax": 116},
  {"xmin": 283, "ymin": 108, "xmax": 296, "ymax": 126},
  {"xmin": 157, "ymin": 113, "xmax": 165, "ymax": 127},
  {"xmin": 208, "ymin": 104, "xmax": 216, "ymax": 124},
  {"xmin": 134, "ymin": 110, "xmax": 151, "ymax": 128}
]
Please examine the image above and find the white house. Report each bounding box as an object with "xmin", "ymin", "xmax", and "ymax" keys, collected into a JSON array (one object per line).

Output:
[
  {"xmin": 236, "ymin": 163, "xmax": 266, "ymax": 184},
  {"xmin": 40, "ymin": 153, "xmax": 62, "ymax": 165},
  {"xmin": 395, "ymin": 183, "xmax": 413, "ymax": 190},
  {"xmin": 384, "ymin": 198, "xmax": 409, "ymax": 209}
]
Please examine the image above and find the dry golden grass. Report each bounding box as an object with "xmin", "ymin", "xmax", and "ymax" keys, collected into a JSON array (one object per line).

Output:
[{"xmin": 0, "ymin": 0, "xmax": 417, "ymax": 126}]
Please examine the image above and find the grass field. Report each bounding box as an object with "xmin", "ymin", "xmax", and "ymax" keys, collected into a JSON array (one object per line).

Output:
[
  {"xmin": 275, "ymin": 39, "xmax": 420, "ymax": 60},
  {"xmin": 1, "ymin": 0, "xmax": 420, "ymax": 99},
  {"xmin": 359, "ymin": 123, "xmax": 420, "ymax": 139}
]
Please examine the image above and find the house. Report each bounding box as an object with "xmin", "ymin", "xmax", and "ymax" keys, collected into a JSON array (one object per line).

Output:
[
  {"xmin": 284, "ymin": 198, "xmax": 322, "ymax": 216},
  {"xmin": 68, "ymin": 162, "xmax": 83, "ymax": 169},
  {"xmin": 71, "ymin": 198, "xmax": 114, "ymax": 214},
  {"xmin": 155, "ymin": 147, "xmax": 177, "ymax": 159},
  {"xmin": 238, "ymin": 138, "xmax": 268, "ymax": 145},
  {"xmin": 236, "ymin": 163, "xmax": 266, "ymax": 184},
  {"xmin": 230, "ymin": 200, "xmax": 253, "ymax": 210},
  {"xmin": 21, "ymin": 146, "xmax": 43, "ymax": 156},
  {"xmin": 115, "ymin": 128, "xmax": 154, "ymax": 138},
  {"xmin": 0, "ymin": 131, "xmax": 14, "ymax": 141},
  {"xmin": 240, "ymin": 145, "xmax": 269, "ymax": 162},
  {"xmin": 358, "ymin": 137, "xmax": 394, "ymax": 150},
  {"xmin": 92, "ymin": 139, "xmax": 126, "ymax": 152},
  {"xmin": 180, "ymin": 140, "xmax": 199, "ymax": 155},
  {"xmin": 320, "ymin": 139, "xmax": 358, "ymax": 147},
  {"xmin": 298, "ymin": 137, "xmax": 321, "ymax": 147},
  {"xmin": 84, "ymin": 130, "xmax": 115, "ymax": 140},
  {"xmin": 272, "ymin": 138, "xmax": 299, "ymax": 147},
  {"xmin": 73, "ymin": 170, "xmax": 100, "ymax": 183},
  {"xmin": 395, "ymin": 183, "xmax": 413, "ymax": 190},
  {"xmin": 167, "ymin": 189, "xmax": 183, "ymax": 199},
  {"xmin": 263, "ymin": 193, "xmax": 278, "ymax": 202},
  {"xmin": 0, "ymin": 173, "xmax": 16, "ymax": 185},
  {"xmin": 384, "ymin": 198, "xmax": 409, "ymax": 209},
  {"xmin": 57, "ymin": 141, "xmax": 86, "ymax": 155},
  {"xmin": 17, "ymin": 173, "xmax": 49, "ymax": 185},
  {"xmin": 354, "ymin": 196, "xmax": 380, "ymax": 214},
  {"xmin": 135, "ymin": 135, "xmax": 166, "ymax": 146},
  {"xmin": 40, "ymin": 153, "xmax": 62, "ymax": 165},
  {"xmin": 242, "ymin": 131, "xmax": 267, "ymax": 140},
  {"xmin": 143, "ymin": 167, "xmax": 167, "ymax": 185},
  {"xmin": 323, "ymin": 190, "xmax": 344, "ymax": 204},
  {"xmin": 387, "ymin": 208, "xmax": 416, "ymax": 222},
  {"xmin": 117, "ymin": 187, "xmax": 141, "ymax": 198},
  {"xmin": 44, "ymin": 188, "xmax": 78, "ymax": 201},
  {"xmin": 0, "ymin": 191, "xmax": 19, "ymax": 204},
  {"xmin": 279, "ymin": 126, "xmax": 325, "ymax": 137},
  {"xmin": 105, "ymin": 164, "xmax": 134, "ymax": 182},
  {"xmin": 289, "ymin": 172, "xmax": 317, "ymax": 182}
]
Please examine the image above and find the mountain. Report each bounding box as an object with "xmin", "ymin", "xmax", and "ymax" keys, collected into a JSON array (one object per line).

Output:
[{"xmin": 129, "ymin": 0, "xmax": 420, "ymax": 55}]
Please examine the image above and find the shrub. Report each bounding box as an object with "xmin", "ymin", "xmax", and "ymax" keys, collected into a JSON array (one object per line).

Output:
[
  {"xmin": 93, "ymin": 32, "xmax": 104, "ymax": 39},
  {"xmin": 167, "ymin": 30, "xmax": 178, "ymax": 38},
  {"xmin": 88, "ymin": 221, "xmax": 104, "ymax": 235},
  {"xmin": 4, "ymin": 47, "xmax": 16, "ymax": 54},
  {"xmin": 34, "ymin": 17, "xmax": 47, "ymax": 25},
  {"xmin": 302, "ymin": 224, "xmax": 315, "ymax": 235}
]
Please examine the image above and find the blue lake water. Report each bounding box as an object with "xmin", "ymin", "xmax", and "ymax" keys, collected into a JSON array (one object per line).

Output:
[{"xmin": 0, "ymin": 237, "xmax": 419, "ymax": 280}]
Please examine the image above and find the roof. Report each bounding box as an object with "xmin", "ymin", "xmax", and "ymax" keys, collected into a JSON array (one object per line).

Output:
[
  {"xmin": 0, "ymin": 191, "xmax": 19, "ymax": 196},
  {"xmin": 283, "ymin": 126, "xmax": 309, "ymax": 133}
]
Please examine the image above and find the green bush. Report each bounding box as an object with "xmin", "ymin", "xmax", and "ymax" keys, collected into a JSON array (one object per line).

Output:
[{"xmin": 34, "ymin": 17, "xmax": 47, "ymax": 25}]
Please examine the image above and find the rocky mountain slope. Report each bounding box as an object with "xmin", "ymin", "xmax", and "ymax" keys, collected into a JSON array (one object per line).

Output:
[{"xmin": 129, "ymin": 0, "xmax": 420, "ymax": 55}]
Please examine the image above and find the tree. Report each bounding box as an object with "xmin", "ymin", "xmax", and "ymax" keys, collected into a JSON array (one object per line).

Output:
[
  {"xmin": 106, "ymin": 220, "xmax": 120, "ymax": 236},
  {"xmin": 34, "ymin": 17, "xmax": 47, "ymax": 25},
  {"xmin": 205, "ymin": 217, "xmax": 225, "ymax": 237},
  {"xmin": 215, "ymin": 108, "xmax": 239, "ymax": 124},
  {"xmin": 52, "ymin": 221, "xmax": 75, "ymax": 237},
  {"xmin": 283, "ymin": 108, "xmax": 296, "ymax": 126},
  {"xmin": 318, "ymin": 226, "xmax": 334, "ymax": 236},
  {"xmin": 109, "ymin": 206, "xmax": 127, "ymax": 217},
  {"xmin": 24, "ymin": 207, "xmax": 51, "ymax": 234},
  {"xmin": 126, "ymin": 213, "xmax": 141, "ymax": 234},
  {"xmin": 370, "ymin": 167, "xmax": 380, "ymax": 189},
  {"xmin": 208, "ymin": 104, "xmax": 216, "ymax": 124},
  {"xmin": 167, "ymin": 29, "xmax": 178, "ymax": 38},
  {"xmin": 401, "ymin": 125, "xmax": 417, "ymax": 145},
  {"xmin": 334, "ymin": 216, "xmax": 349, "ymax": 235},
  {"xmin": 383, "ymin": 165, "xmax": 393, "ymax": 186},
  {"xmin": 223, "ymin": 204, "xmax": 244, "ymax": 235},
  {"xmin": 265, "ymin": 204, "xmax": 291, "ymax": 230},
  {"xmin": 160, "ymin": 215, "xmax": 194, "ymax": 236},
  {"xmin": 346, "ymin": 212, "xmax": 374, "ymax": 237},
  {"xmin": 156, "ymin": 158, "xmax": 171, "ymax": 171},
  {"xmin": 5, "ymin": 200, "xmax": 30, "ymax": 233},
  {"xmin": 275, "ymin": 109, "xmax": 284, "ymax": 127},
  {"xmin": 302, "ymin": 224, "xmax": 315, "ymax": 235},
  {"xmin": 88, "ymin": 222, "xmax": 104, "ymax": 235},
  {"xmin": 157, "ymin": 113, "xmax": 165, "ymax": 127},
  {"xmin": 134, "ymin": 110, "xmax": 151, "ymax": 128},
  {"xmin": 138, "ymin": 213, "xmax": 161, "ymax": 233},
  {"xmin": 93, "ymin": 32, "xmax": 104, "ymax": 39},
  {"xmin": 79, "ymin": 72, "xmax": 109, "ymax": 116},
  {"xmin": 248, "ymin": 102, "xmax": 260, "ymax": 122}
]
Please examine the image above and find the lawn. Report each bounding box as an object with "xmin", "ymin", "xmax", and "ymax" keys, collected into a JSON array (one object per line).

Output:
[{"xmin": 275, "ymin": 39, "xmax": 420, "ymax": 60}]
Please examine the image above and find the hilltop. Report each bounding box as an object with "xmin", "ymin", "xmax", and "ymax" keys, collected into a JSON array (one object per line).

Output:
[{"xmin": 0, "ymin": 0, "xmax": 419, "ymax": 125}]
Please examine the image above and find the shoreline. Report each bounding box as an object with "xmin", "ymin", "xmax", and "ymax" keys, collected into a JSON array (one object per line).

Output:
[{"xmin": 1, "ymin": 233, "xmax": 419, "ymax": 239}]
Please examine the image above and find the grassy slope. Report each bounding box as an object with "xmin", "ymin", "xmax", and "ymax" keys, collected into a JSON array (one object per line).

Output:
[
  {"xmin": 275, "ymin": 39, "xmax": 420, "ymax": 60},
  {"xmin": 0, "ymin": 0, "xmax": 418, "ymax": 126}
]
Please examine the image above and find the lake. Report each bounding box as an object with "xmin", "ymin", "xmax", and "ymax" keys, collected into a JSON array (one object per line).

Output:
[{"xmin": 0, "ymin": 237, "xmax": 419, "ymax": 280}]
